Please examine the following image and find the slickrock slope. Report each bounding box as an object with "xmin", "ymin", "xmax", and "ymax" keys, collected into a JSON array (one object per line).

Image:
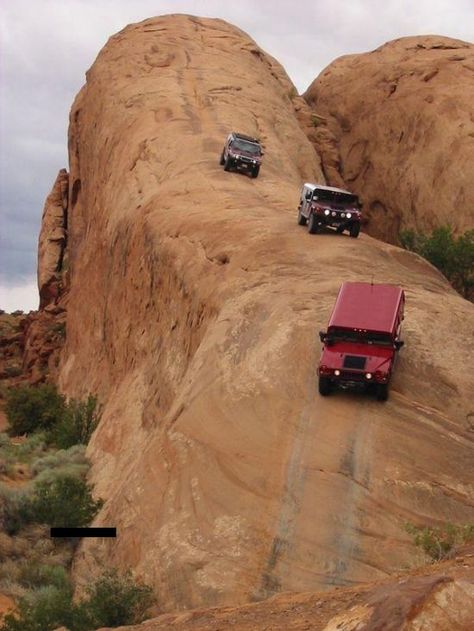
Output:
[
  {"xmin": 57, "ymin": 16, "xmax": 474, "ymax": 613},
  {"xmin": 96, "ymin": 546, "xmax": 474, "ymax": 630},
  {"xmin": 304, "ymin": 36, "xmax": 474, "ymax": 243}
]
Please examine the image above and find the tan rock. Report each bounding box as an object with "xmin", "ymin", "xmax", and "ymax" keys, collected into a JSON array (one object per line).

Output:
[
  {"xmin": 304, "ymin": 35, "xmax": 474, "ymax": 242},
  {"xmin": 88, "ymin": 549, "xmax": 474, "ymax": 629},
  {"xmin": 37, "ymin": 168, "xmax": 68, "ymax": 308},
  {"xmin": 45, "ymin": 15, "xmax": 474, "ymax": 614}
]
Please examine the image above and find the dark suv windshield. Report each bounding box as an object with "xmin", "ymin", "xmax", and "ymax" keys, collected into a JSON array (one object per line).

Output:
[
  {"xmin": 232, "ymin": 140, "xmax": 261, "ymax": 155},
  {"xmin": 328, "ymin": 330, "xmax": 393, "ymax": 346},
  {"xmin": 314, "ymin": 189, "xmax": 359, "ymax": 205}
]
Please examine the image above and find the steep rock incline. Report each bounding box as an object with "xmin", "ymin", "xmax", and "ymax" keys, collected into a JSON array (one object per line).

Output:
[
  {"xmin": 304, "ymin": 36, "xmax": 474, "ymax": 243},
  {"xmin": 59, "ymin": 16, "xmax": 474, "ymax": 612}
]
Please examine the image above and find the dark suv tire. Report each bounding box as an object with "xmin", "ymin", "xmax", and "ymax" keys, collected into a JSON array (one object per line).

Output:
[
  {"xmin": 376, "ymin": 383, "xmax": 388, "ymax": 401},
  {"xmin": 297, "ymin": 206, "xmax": 307, "ymax": 226},
  {"xmin": 308, "ymin": 213, "xmax": 320, "ymax": 234},
  {"xmin": 319, "ymin": 376, "xmax": 331, "ymax": 396},
  {"xmin": 219, "ymin": 151, "xmax": 225, "ymax": 165},
  {"xmin": 251, "ymin": 165, "xmax": 260, "ymax": 178},
  {"xmin": 350, "ymin": 223, "xmax": 360, "ymax": 238},
  {"xmin": 224, "ymin": 156, "xmax": 232, "ymax": 171}
]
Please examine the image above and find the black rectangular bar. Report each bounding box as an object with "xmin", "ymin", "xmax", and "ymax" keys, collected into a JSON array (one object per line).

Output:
[{"xmin": 50, "ymin": 527, "xmax": 116, "ymax": 538}]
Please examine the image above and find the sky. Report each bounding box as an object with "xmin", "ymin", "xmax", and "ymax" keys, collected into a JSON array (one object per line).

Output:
[{"xmin": 0, "ymin": 0, "xmax": 473, "ymax": 312}]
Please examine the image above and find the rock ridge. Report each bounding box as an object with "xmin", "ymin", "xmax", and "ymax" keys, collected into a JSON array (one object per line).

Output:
[{"xmin": 27, "ymin": 16, "xmax": 474, "ymax": 614}]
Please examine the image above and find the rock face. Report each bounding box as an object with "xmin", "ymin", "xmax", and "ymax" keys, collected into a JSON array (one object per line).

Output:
[
  {"xmin": 95, "ymin": 546, "xmax": 474, "ymax": 630},
  {"xmin": 0, "ymin": 309, "xmax": 65, "ymax": 386},
  {"xmin": 56, "ymin": 16, "xmax": 474, "ymax": 613},
  {"xmin": 304, "ymin": 36, "xmax": 474, "ymax": 243},
  {"xmin": 37, "ymin": 168, "xmax": 68, "ymax": 309}
]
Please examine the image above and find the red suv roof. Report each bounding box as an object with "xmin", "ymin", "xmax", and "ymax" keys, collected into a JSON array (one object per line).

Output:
[{"xmin": 328, "ymin": 282, "xmax": 404, "ymax": 334}]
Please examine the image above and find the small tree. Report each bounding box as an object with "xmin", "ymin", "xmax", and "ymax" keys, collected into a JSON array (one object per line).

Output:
[
  {"xmin": 29, "ymin": 475, "xmax": 103, "ymax": 528},
  {"xmin": 53, "ymin": 396, "xmax": 101, "ymax": 449},
  {"xmin": 0, "ymin": 585, "xmax": 84, "ymax": 631},
  {"xmin": 399, "ymin": 226, "xmax": 474, "ymax": 300},
  {"xmin": 5, "ymin": 385, "xmax": 65, "ymax": 436},
  {"xmin": 0, "ymin": 570, "xmax": 155, "ymax": 631},
  {"xmin": 82, "ymin": 568, "xmax": 154, "ymax": 627}
]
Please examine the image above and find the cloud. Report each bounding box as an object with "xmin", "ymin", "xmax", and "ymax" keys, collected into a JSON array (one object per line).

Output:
[
  {"xmin": 0, "ymin": 278, "xmax": 39, "ymax": 313},
  {"xmin": 0, "ymin": 0, "xmax": 472, "ymax": 311}
]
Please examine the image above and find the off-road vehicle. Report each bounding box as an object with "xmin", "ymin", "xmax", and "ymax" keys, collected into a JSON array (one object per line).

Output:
[
  {"xmin": 297, "ymin": 183, "xmax": 362, "ymax": 237},
  {"xmin": 220, "ymin": 132, "xmax": 263, "ymax": 178},
  {"xmin": 318, "ymin": 282, "xmax": 405, "ymax": 401}
]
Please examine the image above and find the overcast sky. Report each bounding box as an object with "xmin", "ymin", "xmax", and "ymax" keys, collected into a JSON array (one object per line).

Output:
[{"xmin": 0, "ymin": 0, "xmax": 472, "ymax": 311}]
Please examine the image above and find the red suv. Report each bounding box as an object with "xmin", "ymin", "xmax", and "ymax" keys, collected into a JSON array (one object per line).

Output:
[{"xmin": 318, "ymin": 282, "xmax": 405, "ymax": 401}]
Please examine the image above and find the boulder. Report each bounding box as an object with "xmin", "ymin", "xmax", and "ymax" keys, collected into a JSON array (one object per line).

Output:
[{"xmin": 304, "ymin": 36, "xmax": 474, "ymax": 243}]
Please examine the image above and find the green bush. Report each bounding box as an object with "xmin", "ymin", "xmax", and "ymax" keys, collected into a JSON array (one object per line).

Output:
[
  {"xmin": 17, "ymin": 563, "xmax": 69, "ymax": 591},
  {"xmin": 0, "ymin": 570, "xmax": 155, "ymax": 631},
  {"xmin": 5, "ymin": 385, "xmax": 100, "ymax": 449},
  {"xmin": 29, "ymin": 475, "xmax": 103, "ymax": 528},
  {"xmin": 0, "ymin": 486, "xmax": 34, "ymax": 535},
  {"xmin": 5, "ymin": 385, "xmax": 65, "ymax": 437},
  {"xmin": 405, "ymin": 522, "xmax": 474, "ymax": 561},
  {"xmin": 399, "ymin": 226, "xmax": 474, "ymax": 300},
  {"xmin": 52, "ymin": 396, "xmax": 100, "ymax": 449},
  {"xmin": 82, "ymin": 568, "xmax": 154, "ymax": 628},
  {"xmin": 0, "ymin": 584, "xmax": 85, "ymax": 631}
]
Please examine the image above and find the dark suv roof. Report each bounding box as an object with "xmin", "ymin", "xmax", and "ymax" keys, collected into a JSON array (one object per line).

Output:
[{"xmin": 232, "ymin": 132, "xmax": 260, "ymax": 144}]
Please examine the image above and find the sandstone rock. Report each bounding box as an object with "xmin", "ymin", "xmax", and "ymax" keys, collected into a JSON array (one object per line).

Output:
[
  {"xmin": 88, "ymin": 549, "xmax": 474, "ymax": 629},
  {"xmin": 304, "ymin": 35, "xmax": 474, "ymax": 243},
  {"xmin": 20, "ymin": 310, "xmax": 66, "ymax": 384},
  {"xmin": 37, "ymin": 168, "xmax": 68, "ymax": 309},
  {"xmin": 51, "ymin": 15, "xmax": 474, "ymax": 614}
]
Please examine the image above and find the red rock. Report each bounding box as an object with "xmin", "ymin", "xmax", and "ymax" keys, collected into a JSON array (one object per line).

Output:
[
  {"xmin": 37, "ymin": 168, "xmax": 68, "ymax": 309},
  {"xmin": 304, "ymin": 35, "xmax": 474, "ymax": 243}
]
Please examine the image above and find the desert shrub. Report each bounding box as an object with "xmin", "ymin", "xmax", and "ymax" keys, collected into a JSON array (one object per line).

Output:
[
  {"xmin": 399, "ymin": 226, "xmax": 474, "ymax": 300},
  {"xmin": 34, "ymin": 462, "xmax": 89, "ymax": 487},
  {"xmin": 0, "ymin": 570, "xmax": 155, "ymax": 631},
  {"xmin": 0, "ymin": 584, "xmax": 83, "ymax": 631},
  {"xmin": 13, "ymin": 433, "xmax": 48, "ymax": 461},
  {"xmin": 17, "ymin": 562, "xmax": 69, "ymax": 591},
  {"xmin": 30, "ymin": 445, "xmax": 87, "ymax": 477},
  {"xmin": 5, "ymin": 385, "xmax": 65, "ymax": 437},
  {"xmin": 28, "ymin": 475, "xmax": 103, "ymax": 528},
  {"xmin": 0, "ymin": 485, "xmax": 34, "ymax": 535},
  {"xmin": 0, "ymin": 531, "xmax": 13, "ymax": 561},
  {"xmin": 52, "ymin": 396, "xmax": 100, "ymax": 449},
  {"xmin": 0, "ymin": 433, "xmax": 10, "ymax": 448},
  {"xmin": 0, "ymin": 558, "xmax": 25, "ymax": 594},
  {"xmin": 5, "ymin": 385, "xmax": 100, "ymax": 449},
  {"xmin": 3, "ymin": 366, "xmax": 22, "ymax": 379},
  {"xmin": 81, "ymin": 568, "xmax": 154, "ymax": 628},
  {"xmin": 405, "ymin": 522, "xmax": 474, "ymax": 561}
]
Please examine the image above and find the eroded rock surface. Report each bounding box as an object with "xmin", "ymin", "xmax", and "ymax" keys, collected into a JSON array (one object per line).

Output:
[
  {"xmin": 53, "ymin": 16, "xmax": 474, "ymax": 613},
  {"xmin": 304, "ymin": 36, "xmax": 474, "ymax": 243},
  {"xmin": 38, "ymin": 168, "xmax": 68, "ymax": 308},
  {"xmin": 95, "ymin": 548, "xmax": 474, "ymax": 630}
]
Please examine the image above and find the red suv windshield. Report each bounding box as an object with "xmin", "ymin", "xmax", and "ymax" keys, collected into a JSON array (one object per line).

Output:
[{"xmin": 329, "ymin": 330, "xmax": 393, "ymax": 346}]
